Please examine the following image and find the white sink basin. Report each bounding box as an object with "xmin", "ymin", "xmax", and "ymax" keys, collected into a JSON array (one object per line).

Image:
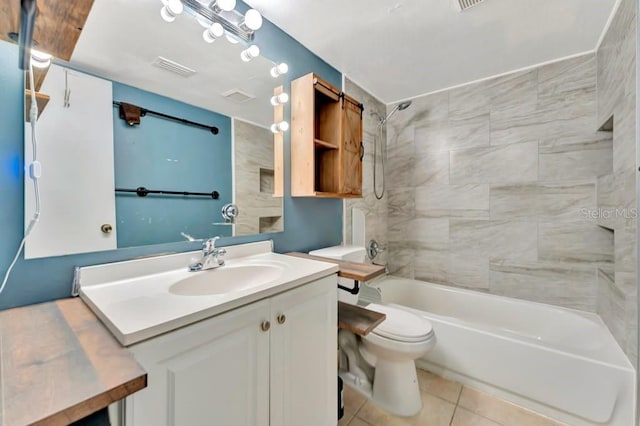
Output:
[{"xmin": 169, "ymin": 264, "xmax": 284, "ymax": 296}]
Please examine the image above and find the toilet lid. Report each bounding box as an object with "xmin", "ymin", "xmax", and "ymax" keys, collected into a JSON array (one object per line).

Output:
[{"xmin": 366, "ymin": 303, "xmax": 433, "ymax": 343}]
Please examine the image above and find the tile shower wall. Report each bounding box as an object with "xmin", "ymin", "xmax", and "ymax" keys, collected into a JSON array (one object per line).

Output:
[
  {"xmin": 233, "ymin": 119, "xmax": 283, "ymax": 236},
  {"xmin": 595, "ymin": 0, "xmax": 637, "ymax": 364},
  {"xmin": 385, "ymin": 52, "xmax": 615, "ymax": 315},
  {"xmin": 344, "ymin": 78, "xmax": 388, "ymax": 265}
]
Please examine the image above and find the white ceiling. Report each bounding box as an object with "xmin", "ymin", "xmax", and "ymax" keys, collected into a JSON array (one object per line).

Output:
[
  {"xmin": 71, "ymin": 0, "xmax": 280, "ymax": 127},
  {"xmin": 245, "ymin": 0, "xmax": 618, "ymax": 103}
]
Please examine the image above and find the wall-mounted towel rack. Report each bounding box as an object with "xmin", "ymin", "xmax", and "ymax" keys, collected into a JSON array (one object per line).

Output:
[
  {"xmin": 116, "ymin": 187, "xmax": 220, "ymax": 199},
  {"xmin": 112, "ymin": 101, "xmax": 219, "ymax": 135}
]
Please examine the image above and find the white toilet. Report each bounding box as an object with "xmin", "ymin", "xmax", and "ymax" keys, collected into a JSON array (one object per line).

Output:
[{"xmin": 309, "ymin": 245, "xmax": 436, "ymax": 417}]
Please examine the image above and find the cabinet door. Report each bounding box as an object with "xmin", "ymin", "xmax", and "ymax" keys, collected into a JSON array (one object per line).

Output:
[
  {"xmin": 341, "ymin": 99, "xmax": 363, "ymax": 195},
  {"xmin": 125, "ymin": 300, "xmax": 270, "ymax": 426},
  {"xmin": 270, "ymin": 275, "xmax": 338, "ymax": 426}
]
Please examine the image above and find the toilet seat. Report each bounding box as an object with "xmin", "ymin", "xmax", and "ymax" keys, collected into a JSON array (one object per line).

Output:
[{"xmin": 366, "ymin": 303, "xmax": 433, "ymax": 343}]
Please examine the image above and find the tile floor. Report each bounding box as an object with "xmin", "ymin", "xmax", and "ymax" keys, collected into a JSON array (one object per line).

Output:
[{"xmin": 339, "ymin": 369, "xmax": 567, "ymax": 426}]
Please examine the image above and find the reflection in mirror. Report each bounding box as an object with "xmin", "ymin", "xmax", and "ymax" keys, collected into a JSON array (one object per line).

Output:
[{"xmin": 21, "ymin": 0, "xmax": 286, "ymax": 259}]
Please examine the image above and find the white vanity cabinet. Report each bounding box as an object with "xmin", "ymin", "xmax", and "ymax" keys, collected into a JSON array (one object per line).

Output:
[{"xmin": 123, "ymin": 274, "xmax": 337, "ymax": 426}]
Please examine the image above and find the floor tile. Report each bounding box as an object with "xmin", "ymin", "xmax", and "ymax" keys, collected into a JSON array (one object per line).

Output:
[
  {"xmin": 451, "ymin": 407, "xmax": 502, "ymax": 426},
  {"xmin": 347, "ymin": 417, "xmax": 372, "ymax": 426},
  {"xmin": 340, "ymin": 385, "xmax": 367, "ymax": 425},
  {"xmin": 416, "ymin": 369, "xmax": 462, "ymax": 403},
  {"xmin": 458, "ymin": 387, "xmax": 561, "ymax": 425},
  {"xmin": 356, "ymin": 392, "xmax": 456, "ymax": 426}
]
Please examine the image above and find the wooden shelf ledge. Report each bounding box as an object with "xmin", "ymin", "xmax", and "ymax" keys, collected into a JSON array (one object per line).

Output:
[
  {"xmin": 338, "ymin": 302, "xmax": 386, "ymax": 336},
  {"xmin": 314, "ymin": 138, "xmax": 339, "ymax": 150},
  {"xmin": 285, "ymin": 252, "xmax": 386, "ymax": 282}
]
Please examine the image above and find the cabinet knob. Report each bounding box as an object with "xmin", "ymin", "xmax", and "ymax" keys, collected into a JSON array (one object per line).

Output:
[
  {"xmin": 277, "ymin": 314, "xmax": 286, "ymax": 325},
  {"xmin": 260, "ymin": 320, "xmax": 271, "ymax": 332},
  {"xmin": 101, "ymin": 224, "xmax": 113, "ymax": 234}
]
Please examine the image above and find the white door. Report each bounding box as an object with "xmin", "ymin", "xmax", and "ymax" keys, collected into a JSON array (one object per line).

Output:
[
  {"xmin": 24, "ymin": 64, "xmax": 117, "ymax": 258},
  {"xmin": 126, "ymin": 300, "xmax": 270, "ymax": 426},
  {"xmin": 270, "ymin": 275, "xmax": 338, "ymax": 426}
]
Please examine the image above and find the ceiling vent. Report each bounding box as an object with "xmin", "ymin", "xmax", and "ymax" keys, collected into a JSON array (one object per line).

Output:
[
  {"xmin": 152, "ymin": 56, "xmax": 196, "ymax": 77},
  {"xmin": 222, "ymin": 89, "xmax": 255, "ymax": 103},
  {"xmin": 453, "ymin": 0, "xmax": 485, "ymax": 12}
]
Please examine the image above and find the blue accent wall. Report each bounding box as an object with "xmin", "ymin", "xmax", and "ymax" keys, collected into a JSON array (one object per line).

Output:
[
  {"xmin": 113, "ymin": 82, "xmax": 233, "ymax": 247},
  {"xmin": 0, "ymin": 6, "xmax": 343, "ymax": 310}
]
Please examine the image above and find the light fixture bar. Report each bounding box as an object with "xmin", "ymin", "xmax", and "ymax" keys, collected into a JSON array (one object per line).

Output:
[{"xmin": 180, "ymin": 0, "xmax": 254, "ymax": 42}]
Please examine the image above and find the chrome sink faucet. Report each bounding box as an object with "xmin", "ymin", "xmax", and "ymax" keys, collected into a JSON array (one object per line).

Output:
[{"xmin": 188, "ymin": 237, "xmax": 227, "ymax": 272}]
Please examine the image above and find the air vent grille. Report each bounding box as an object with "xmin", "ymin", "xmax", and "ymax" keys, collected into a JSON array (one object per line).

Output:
[
  {"xmin": 153, "ymin": 56, "xmax": 196, "ymax": 77},
  {"xmin": 454, "ymin": 0, "xmax": 485, "ymax": 12},
  {"xmin": 222, "ymin": 89, "xmax": 255, "ymax": 103}
]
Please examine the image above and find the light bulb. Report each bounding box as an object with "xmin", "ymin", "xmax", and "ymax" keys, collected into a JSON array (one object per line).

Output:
[
  {"xmin": 202, "ymin": 22, "xmax": 224, "ymax": 43},
  {"xmin": 30, "ymin": 49, "xmax": 51, "ymax": 68},
  {"xmin": 160, "ymin": 0, "xmax": 183, "ymax": 22},
  {"xmin": 225, "ymin": 33, "xmax": 239, "ymax": 44},
  {"xmin": 270, "ymin": 62, "xmax": 289, "ymax": 78},
  {"xmin": 242, "ymin": 9, "xmax": 263, "ymax": 31},
  {"xmin": 240, "ymin": 45, "xmax": 260, "ymax": 62},
  {"xmin": 270, "ymin": 93, "xmax": 289, "ymax": 106},
  {"xmin": 215, "ymin": 0, "xmax": 236, "ymax": 12},
  {"xmin": 270, "ymin": 121, "xmax": 289, "ymax": 133}
]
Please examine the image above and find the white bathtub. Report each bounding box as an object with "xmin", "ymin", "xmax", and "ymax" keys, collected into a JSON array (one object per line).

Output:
[{"xmin": 363, "ymin": 276, "xmax": 636, "ymax": 426}]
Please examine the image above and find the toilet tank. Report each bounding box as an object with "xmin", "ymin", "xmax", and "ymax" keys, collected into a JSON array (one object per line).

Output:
[
  {"xmin": 309, "ymin": 245, "xmax": 366, "ymax": 263},
  {"xmin": 309, "ymin": 245, "xmax": 366, "ymax": 304}
]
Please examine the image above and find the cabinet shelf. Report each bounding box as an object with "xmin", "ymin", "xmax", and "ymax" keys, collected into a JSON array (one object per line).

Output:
[{"xmin": 314, "ymin": 138, "xmax": 339, "ymax": 150}]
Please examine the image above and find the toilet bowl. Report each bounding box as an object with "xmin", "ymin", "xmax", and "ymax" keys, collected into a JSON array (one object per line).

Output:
[
  {"xmin": 339, "ymin": 303, "xmax": 435, "ymax": 416},
  {"xmin": 309, "ymin": 245, "xmax": 436, "ymax": 417}
]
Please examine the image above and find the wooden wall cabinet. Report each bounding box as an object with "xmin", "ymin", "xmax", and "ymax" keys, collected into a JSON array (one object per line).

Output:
[{"xmin": 291, "ymin": 73, "xmax": 363, "ymax": 198}]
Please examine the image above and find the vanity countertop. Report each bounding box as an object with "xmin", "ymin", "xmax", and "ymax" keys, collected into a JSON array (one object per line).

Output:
[
  {"xmin": 79, "ymin": 242, "xmax": 340, "ymax": 346},
  {"xmin": 0, "ymin": 298, "xmax": 147, "ymax": 426}
]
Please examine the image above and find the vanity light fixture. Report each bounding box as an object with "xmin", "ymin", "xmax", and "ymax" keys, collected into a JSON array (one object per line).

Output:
[
  {"xmin": 30, "ymin": 49, "xmax": 52, "ymax": 68},
  {"xmin": 211, "ymin": 0, "xmax": 236, "ymax": 12},
  {"xmin": 270, "ymin": 121, "xmax": 289, "ymax": 133},
  {"xmin": 240, "ymin": 45, "xmax": 260, "ymax": 62},
  {"xmin": 270, "ymin": 92, "xmax": 289, "ymax": 106},
  {"xmin": 270, "ymin": 62, "xmax": 289, "ymax": 78},
  {"xmin": 203, "ymin": 22, "xmax": 224, "ymax": 43},
  {"xmin": 160, "ymin": 0, "xmax": 263, "ymax": 43},
  {"xmin": 241, "ymin": 9, "xmax": 263, "ymax": 31},
  {"xmin": 160, "ymin": 0, "xmax": 184, "ymax": 22}
]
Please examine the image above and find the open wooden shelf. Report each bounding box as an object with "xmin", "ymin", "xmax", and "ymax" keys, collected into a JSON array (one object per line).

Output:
[{"xmin": 338, "ymin": 302, "xmax": 386, "ymax": 336}]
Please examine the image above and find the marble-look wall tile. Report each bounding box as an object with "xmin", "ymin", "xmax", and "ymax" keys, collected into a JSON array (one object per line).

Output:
[
  {"xmin": 490, "ymin": 101, "xmax": 595, "ymax": 146},
  {"xmin": 597, "ymin": 0, "xmax": 636, "ymax": 124},
  {"xmin": 413, "ymin": 151, "xmax": 450, "ymax": 186},
  {"xmin": 539, "ymin": 133, "xmax": 613, "ymax": 181},
  {"xmin": 448, "ymin": 253, "xmax": 490, "ymax": 290},
  {"xmin": 450, "ymin": 141, "xmax": 538, "ymax": 184},
  {"xmin": 415, "ymin": 184, "xmax": 489, "ymax": 217},
  {"xmin": 538, "ymin": 223, "xmax": 614, "ymax": 266},
  {"xmin": 387, "ymin": 242, "xmax": 414, "ymax": 278},
  {"xmin": 537, "ymin": 54, "xmax": 596, "ymax": 103},
  {"xmin": 490, "ymin": 181, "xmax": 595, "ymax": 222},
  {"xmin": 344, "ymin": 78, "xmax": 388, "ymax": 265},
  {"xmin": 414, "ymin": 249, "xmax": 448, "ymax": 284},
  {"xmin": 490, "ymin": 261, "xmax": 598, "ymax": 311},
  {"xmin": 446, "ymin": 114, "xmax": 491, "ymax": 151},
  {"xmin": 597, "ymin": 267, "xmax": 626, "ymax": 347},
  {"xmin": 450, "ymin": 220, "xmax": 537, "ymax": 261},
  {"xmin": 387, "ymin": 188, "xmax": 415, "ymax": 221},
  {"xmin": 409, "ymin": 218, "xmax": 449, "ymax": 251}
]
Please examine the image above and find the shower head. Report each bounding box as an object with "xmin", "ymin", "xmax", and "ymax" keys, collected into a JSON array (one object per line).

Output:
[{"xmin": 379, "ymin": 101, "xmax": 412, "ymax": 126}]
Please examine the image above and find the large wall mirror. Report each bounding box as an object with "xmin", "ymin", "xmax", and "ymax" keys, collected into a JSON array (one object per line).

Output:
[{"xmin": 22, "ymin": 0, "xmax": 286, "ymax": 259}]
